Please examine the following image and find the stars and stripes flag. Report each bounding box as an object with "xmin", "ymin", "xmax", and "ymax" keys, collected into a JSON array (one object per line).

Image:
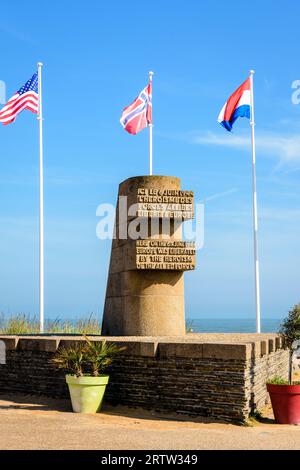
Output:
[
  {"xmin": 0, "ymin": 64, "xmax": 45, "ymax": 333},
  {"xmin": 0, "ymin": 72, "xmax": 39, "ymax": 125},
  {"xmin": 120, "ymin": 82, "xmax": 152, "ymax": 135}
]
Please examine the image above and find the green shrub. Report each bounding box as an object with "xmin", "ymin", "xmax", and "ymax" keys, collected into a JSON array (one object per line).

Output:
[
  {"xmin": 267, "ymin": 376, "xmax": 289, "ymax": 385},
  {"xmin": 279, "ymin": 303, "xmax": 300, "ymax": 350},
  {"xmin": 279, "ymin": 303, "xmax": 300, "ymax": 384}
]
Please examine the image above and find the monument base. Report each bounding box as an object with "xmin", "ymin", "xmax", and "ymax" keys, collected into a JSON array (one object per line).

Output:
[
  {"xmin": 103, "ymin": 270, "xmax": 185, "ymax": 336},
  {"xmin": 0, "ymin": 333, "xmax": 289, "ymax": 423}
]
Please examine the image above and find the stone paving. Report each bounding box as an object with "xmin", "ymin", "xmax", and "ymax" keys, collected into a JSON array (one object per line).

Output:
[{"xmin": 0, "ymin": 393, "xmax": 300, "ymax": 450}]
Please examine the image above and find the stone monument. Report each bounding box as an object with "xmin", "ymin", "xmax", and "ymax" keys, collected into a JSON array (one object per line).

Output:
[{"xmin": 102, "ymin": 175, "xmax": 196, "ymax": 336}]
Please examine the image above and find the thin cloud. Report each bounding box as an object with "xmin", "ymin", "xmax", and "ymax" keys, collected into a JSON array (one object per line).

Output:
[
  {"xmin": 190, "ymin": 131, "xmax": 300, "ymax": 165},
  {"xmin": 260, "ymin": 207, "xmax": 300, "ymax": 223},
  {"xmin": 0, "ymin": 26, "xmax": 36, "ymax": 46},
  {"xmin": 283, "ymin": 166, "xmax": 300, "ymax": 174},
  {"xmin": 203, "ymin": 188, "xmax": 238, "ymax": 202}
]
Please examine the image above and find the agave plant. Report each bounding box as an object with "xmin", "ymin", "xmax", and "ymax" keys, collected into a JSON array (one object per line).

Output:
[
  {"xmin": 52, "ymin": 344, "xmax": 86, "ymax": 377},
  {"xmin": 84, "ymin": 336, "xmax": 124, "ymax": 376}
]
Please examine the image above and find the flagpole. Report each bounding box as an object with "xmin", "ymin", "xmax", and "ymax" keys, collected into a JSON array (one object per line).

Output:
[
  {"xmin": 249, "ymin": 69, "xmax": 261, "ymax": 333},
  {"xmin": 37, "ymin": 62, "xmax": 44, "ymax": 334},
  {"xmin": 149, "ymin": 71, "xmax": 153, "ymax": 175}
]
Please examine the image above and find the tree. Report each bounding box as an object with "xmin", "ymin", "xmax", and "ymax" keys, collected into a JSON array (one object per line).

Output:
[{"xmin": 279, "ymin": 303, "xmax": 300, "ymax": 384}]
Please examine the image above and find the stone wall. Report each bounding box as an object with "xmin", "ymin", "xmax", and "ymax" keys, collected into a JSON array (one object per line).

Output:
[
  {"xmin": 0, "ymin": 334, "xmax": 289, "ymax": 423},
  {"xmin": 245, "ymin": 342, "xmax": 290, "ymax": 412}
]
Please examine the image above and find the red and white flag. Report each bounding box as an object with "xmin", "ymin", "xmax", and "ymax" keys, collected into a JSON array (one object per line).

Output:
[{"xmin": 120, "ymin": 82, "xmax": 152, "ymax": 135}]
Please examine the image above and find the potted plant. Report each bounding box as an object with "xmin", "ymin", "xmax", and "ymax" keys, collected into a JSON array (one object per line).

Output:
[
  {"xmin": 52, "ymin": 337, "xmax": 123, "ymax": 413},
  {"xmin": 267, "ymin": 302, "xmax": 300, "ymax": 424}
]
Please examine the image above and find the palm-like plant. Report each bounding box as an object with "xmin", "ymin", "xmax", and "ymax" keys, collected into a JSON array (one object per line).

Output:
[
  {"xmin": 52, "ymin": 338, "xmax": 125, "ymax": 377},
  {"xmin": 52, "ymin": 344, "xmax": 85, "ymax": 377},
  {"xmin": 84, "ymin": 336, "xmax": 124, "ymax": 376}
]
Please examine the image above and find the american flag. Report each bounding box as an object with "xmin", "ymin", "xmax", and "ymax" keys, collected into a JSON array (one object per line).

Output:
[
  {"xmin": 0, "ymin": 72, "xmax": 39, "ymax": 125},
  {"xmin": 120, "ymin": 83, "xmax": 152, "ymax": 135}
]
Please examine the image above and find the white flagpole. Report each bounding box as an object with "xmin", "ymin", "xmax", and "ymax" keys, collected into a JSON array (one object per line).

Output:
[
  {"xmin": 149, "ymin": 71, "xmax": 153, "ymax": 175},
  {"xmin": 37, "ymin": 62, "xmax": 44, "ymax": 334},
  {"xmin": 249, "ymin": 69, "xmax": 261, "ymax": 333}
]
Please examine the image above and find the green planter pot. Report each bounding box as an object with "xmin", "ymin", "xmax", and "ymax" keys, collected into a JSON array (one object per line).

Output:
[{"xmin": 66, "ymin": 374, "xmax": 109, "ymax": 413}]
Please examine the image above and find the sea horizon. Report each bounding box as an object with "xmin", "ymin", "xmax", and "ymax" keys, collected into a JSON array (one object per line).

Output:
[
  {"xmin": 187, "ymin": 317, "xmax": 282, "ymax": 333},
  {"xmin": 0, "ymin": 313, "xmax": 283, "ymax": 334}
]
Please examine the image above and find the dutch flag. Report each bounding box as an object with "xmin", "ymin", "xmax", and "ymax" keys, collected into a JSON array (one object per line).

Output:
[{"xmin": 218, "ymin": 77, "xmax": 251, "ymax": 132}]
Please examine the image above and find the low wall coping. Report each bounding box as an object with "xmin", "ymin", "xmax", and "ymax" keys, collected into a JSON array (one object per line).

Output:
[{"xmin": 0, "ymin": 334, "xmax": 284, "ymax": 360}]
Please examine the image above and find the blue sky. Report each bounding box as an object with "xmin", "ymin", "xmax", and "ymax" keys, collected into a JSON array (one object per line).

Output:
[{"xmin": 0, "ymin": 0, "xmax": 299, "ymax": 321}]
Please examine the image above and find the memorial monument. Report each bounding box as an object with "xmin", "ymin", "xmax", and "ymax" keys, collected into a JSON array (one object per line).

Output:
[{"xmin": 102, "ymin": 175, "xmax": 196, "ymax": 336}]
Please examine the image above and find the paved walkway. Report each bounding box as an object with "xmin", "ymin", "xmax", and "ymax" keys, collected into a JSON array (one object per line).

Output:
[{"xmin": 0, "ymin": 394, "xmax": 300, "ymax": 450}]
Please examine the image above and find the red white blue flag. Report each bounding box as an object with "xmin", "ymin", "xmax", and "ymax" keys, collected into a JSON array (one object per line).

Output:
[
  {"xmin": 0, "ymin": 72, "xmax": 38, "ymax": 125},
  {"xmin": 218, "ymin": 78, "xmax": 251, "ymax": 132},
  {"xmin": 120, "ymin": 82, "xmax": 152, "ymax": 135}
]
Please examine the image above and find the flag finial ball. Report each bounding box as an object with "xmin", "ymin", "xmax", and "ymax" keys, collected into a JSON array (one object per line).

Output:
[
  {"xmin": 250, "ymin": 69, "xmax": 255, "ymax": 75},
  {"xmin": 37, "ymin": 62, "xmax": 43, "ymax": 67}
]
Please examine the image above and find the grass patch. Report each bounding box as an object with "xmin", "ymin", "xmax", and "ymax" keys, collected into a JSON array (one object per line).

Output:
[
  {"xmin": 0, "ymin": 313, "xmax": 102, "ymax": 335},
  {"xmin": 0, "ymin": 315, "xmax": 193, "ymax": 336}
]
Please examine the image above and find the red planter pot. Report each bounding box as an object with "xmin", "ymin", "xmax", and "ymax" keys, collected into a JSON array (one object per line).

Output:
[{"xmin": 267, "ymin": 383, "xmax": 300, "ymax": 424}]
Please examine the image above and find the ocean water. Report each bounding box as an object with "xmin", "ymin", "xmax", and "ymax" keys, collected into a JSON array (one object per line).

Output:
[{"xmin": 188, "ymin": 318, "xmax": 282, "ymax": 333}]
